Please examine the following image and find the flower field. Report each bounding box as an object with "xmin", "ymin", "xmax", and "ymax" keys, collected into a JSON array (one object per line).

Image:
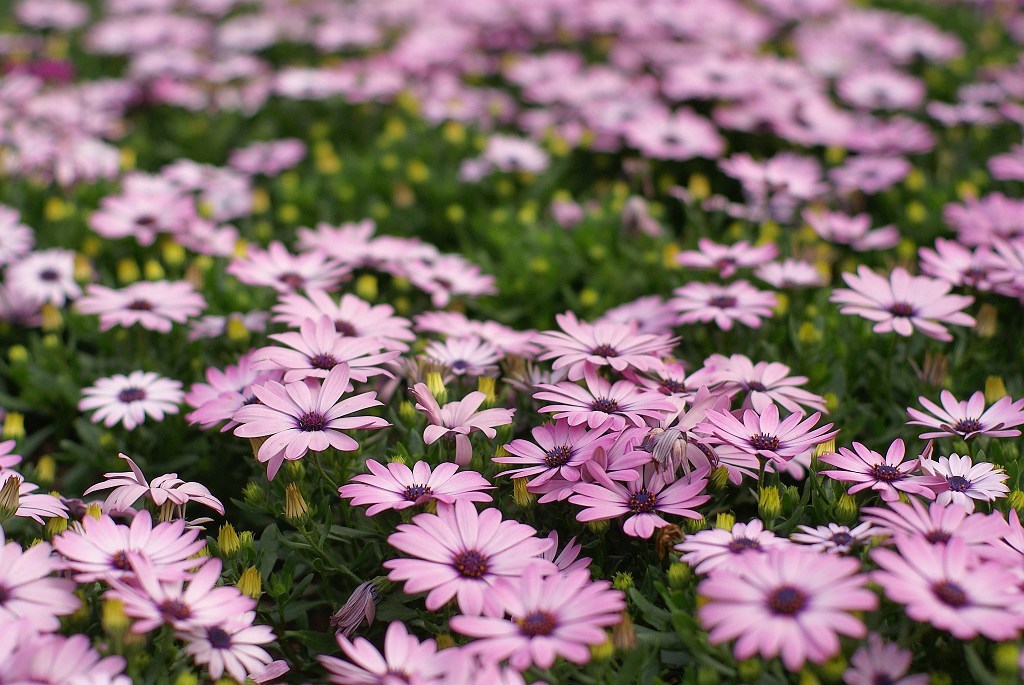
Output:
[{"xmin": 3, "ymin": 0, "xmax": 1024, "ymax": 683}]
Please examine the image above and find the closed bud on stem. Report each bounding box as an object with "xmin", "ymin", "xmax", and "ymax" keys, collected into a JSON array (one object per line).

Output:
[
  {"xmin": 0, "ymin": 474, "xmax": 23, "ymax": 523},
  {"xmin": 477, "ymin": 377, "xmax": 497, "ymax": 406},
  {"xmin": 85, "ymin": 502, "xmax": 103, "ymax": 519},
  {"xmin": 435, "ymin": 633, "xmax": 456, "ymax": 650},
  {"xmin": 40, "ymin": 305, "xmax": 63, "ymax": 331},
  {"xmin": 714, "ymin": 512, "xmax": 735, "ymax": 530},
  {"xmin": 172, "ymin": 674, "xmax": 198, "ymax": 685},
  {"xmin": 116, "ymin": 258, "xmax": 141, "ymax": 284},
  {"xmin": 246, "ymin": 436, "xmax": 267, "ymax": 463},
  {"xmin": 929, "ymin": 674, "xmax": 952, "ymax": 685},
  {"xmin": 242, "ymin": 482, "xmax": 264, "ymax": 506},
  {"xmin": 283, "ymin": 460, "xmax": 305, "ymax": 481},
  {"xmin": 2, "ymin": 412, "xmax": 25, "ymax": 440},
  {"xmin": 612, "ymin": 572, "xmax": 634, "ymax": 592},
  {"xmin": 225, "ymin": 317, "xmax": 249, "ymax": 342},
  {"xmin": 1007, "ymin": 490, "xmax": 1024, "ymax": 513},
  {"xmin": 426, "ymin": 372, "xmax": 447, "ymax": 404},
  {"xmin": 7, "ymin": 345, "xmax": 28, "ymax": 364},
  {"xmin": 975, "ymin": 303, "xmax": 998, "ymax": 338},
  {"xmin": 685, "ymin": 515, "xmax": 706, "ymax": 534},
  {"xmin": 238, "ymin": 531, "xmax": 255, "ymax": 551},
  {"xmin": 512, "ymin": 478, "xmax": 534, "ymax": 508},
  {"xmin": 44, "ymin": 517, "xmax": 67, "ymax": 539},
  {"xmin": 218, "ymin": 524, "xmax": 240, "ymax": 558},
  {"xmin": 587, "ymin": 519, "xmax": 609, "ymax": 534},
  {"xmin": 35, "ymin": 455, "xmax": 56, "ymax": 485},
  {"xmin": 986, "ymin": 376, "xmax": 1009, "ymax": 404},
  {"xmin": 758, "ymin": 486, "xmax": 781, "ymax": 521},
  {"xmin": 590, "ymin": 635, "xmax": 615, "ymax": 661},
  {"xmin": 834, "ymin": 493, "xmax": 858, "ymax": 523},
  {"xmin": 331, "ymin": 580, "xmax": 382, "ymax": 637},
  {"xmin": 102, "ymin": 599, "xmax": 130, "ymax": 637},
  {"xmin": 819, "ymin": 656, "xmax": 847, "ymax": 681},
  {"xmin": 237, "ymin": 566, "xmax": 262, "ymax": 599},
  {"xmin": 798, "ymin": 670, "xmax": 821, "ymax": 685},
  {"xmin": 284, "ymin": 483, "xmax": 308, "ymax": 523},
  {"xmin": 398, "ymin": 401, "xmax": 417, "ymax": 422},
  {"xmin": 612, "ymin": 612, "xmax": 636, "ymax": 650},
  {"xmin": 656, "ymin": 524, "xmax": 683, "ymax": 558},
  {"xmin": 709, "ymin": 466, "xmax": 730, "ymax": 491},
  {"xmin": 667, "ymin": 562, "xmax": 690, "ymax": 590}
]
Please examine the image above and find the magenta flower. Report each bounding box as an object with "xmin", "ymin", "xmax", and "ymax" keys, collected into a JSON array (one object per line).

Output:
[
  {"xmin": 109, "ymin": 556, "xmax": 254, "ymax": 633},
  {"xmin": 383, "ymin": 499, "xmax": 554, "ymax": 616},
  {"xmin": 79, "ymin": 371, "xmax": 184, "ymax": 430},
  {"xmin": 907, "ymin": 389, "xmax": 1024, "ymax": 440},
  {"xmin": 540, "ymin": 532, "xmax": 591, "ymax": 574},
  {"xmin": 701, "ymin": 403, "xmax": 837, "ymax": 465},
  {"xmin": 423, "ymin": 335, "xmax": 502, "ymax": 377},
  {"xmin": 671, "ymin": 280, "xmax": 778, "ymax": 331},
  {"xmin": 706, "ymin": 353, "xmax": 826, "ymax": 414},
  {"xmin": 318, "ymin": 620, "xmax": 445, "ymax": 685},
  {"xmin": 53, "ymin": 510, "xmax": 205, "ymax": 583},
  {"xmin": 698, "ymin": 547, "xmax": 876, "ymax": 671},
  {"xmin": 790, "ymin": 522, "xmax": 879, "ymax": 554},
  {"xmin": 534, "ymin": 365, "xmax": 675, "ymax": 432},
  {"xmin": 676, "ymin": 519, "xmax": 790, "ymax": 574},
  {"xmin": 830, "ymin": 266, "xmax": 975, "ymax": 341},
  {"xmin": 84, "ymin": 453, "xmax": 224, "ymax": 517},
  {"xmin": 253, "ymin": 315, "xmax": 399, "ymax": 383},
  {"xmin": 0, "ymin": 536, "xmax": 80, "ymax": 631},
  {"xmin": 178, "ymin": 612, "xmax": 276, "ymax": 683},
  {"xmin": 871, "ymin": 535, "xmax": 1024, "ymax": 640},
  {"xmin": 675, "ymin": 238, "xmax": 778, "ymax": 279},
  {"xmin": 497, "ymin": 421, "xmax": 616, "ymax": 487},
  {"xmin": 233, "ymin": 365, "xmax": 389, "ymax": 475},
  {"xmin": 75, "ymin": 280, "xmax": 207, "ymax": 333},
  {"xmin": 410, "ymin": 383, "xmax": 514, "ymax": 466},
  {"xmin": 451, "ymin": 562, "xmax": 625, "ymax": 670},
  {"xmin": 920, "ymin": 454, "xmax": 1008, "ymax": 513},
  {"xmin": 862, "ymin": 499, "xmax": 1005, "ymax": 547},
  {"xmin": 818, "ymin": 440, "xmax": 936, "ymax": 503},
  {"xmin": 570, "ymin": 466, "xmax": 709, "ymax": 538},
  {"xmin": 185, "ymin": 352, "xmax": 281, "ymax": 432},
  {"xmin": 534, "ymin": 311, "xmax": 676, "ymax": 381},
  {"xmin": 339, "ymin": 459, "xmax": 493, "ymax": 516},
  {"xmin": 272, "ymin": 290, "xmax": 414, "ymax": 351},
  {"xmin": 843, "ymin": 634, "xmax": 929, "ymax": 685},
  {"xmin": 227, "ymin": 241, "xmax": 350, "ymax": 293}
]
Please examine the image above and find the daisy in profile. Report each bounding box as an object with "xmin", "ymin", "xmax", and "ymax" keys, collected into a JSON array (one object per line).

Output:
[
  {"xmin": 843, "ymin": 634, "xmax": 928, "ymax": 685},
  {"xmin": 676, "ymin": 519, "xmax": 789, "ymax": 574},
  {"xmin": 76, "ymin": 280, "xmax": 207, "ymax": 333},
  {"xmin": 450, "ymin": 562, "xmax": 625, "ymax": 670},
  {"xmin": 423, "ymin": 335, "xmax": 503, "ymax": 377},
  {"xmin": 675, "ymin": 238, "xmax": 778, "ymax": 279},
  {"xmin": 6, "ymin": 248, "xmax": 81, "ymax": 306},
  {"xmin": 830, "ymin": 266, "xmax": 975, "ymax": 341},
  {"xmin": 534, "ymin": 311, "xmax": 676, "ymax": 381},
  {"xmin": 533, "ymin": 365, "xmax": 675, "ymax": 432},
  {"xmin": 339, "ymin": 459, "xmax": 493, "ymax": 516},
  {"xmin": 384, "ymin": 500, "xmax": 554, "ymax": 616},
  {"xmin": 698, "ymin": 547, "xmax": 876, "ymax": 671},
  {"xmin": 670, "ymin": 280, "xmax": 778, "ymax": 331},
  {"xmin": 79, "ymin": 371, "xmax": 184, "ymax": 430},
  {"xmin": 272, "ymin": 290, "xmax": 414, "ymax": 351},
  {"xmin": 178, "ymin": 612, "xmax": 276, "ymax": 683},
  {"xmin": 818, "ymin": 439, "xmax": 935, "ymax": 503},
  {"xmin": 226, "ymin": 241, "xmax": 350, "ymax": 293},
  {"xmin": 920, "ymin": 453, "xmax": 1008, "ymax": 513},
  {"xmin": 790, "ymin": 522, "xmax": 879, "ymax": 554},
  {"xmin": 319, "ymin": 621, "xmax": 445, "ymax": 685},
  {"xmin": 84, "ymin": 453, "xmax": 224, "ymax": 517},
  {"xmin": 907, "ymin": 389, "xmax": 1024, "ymax": 440}
]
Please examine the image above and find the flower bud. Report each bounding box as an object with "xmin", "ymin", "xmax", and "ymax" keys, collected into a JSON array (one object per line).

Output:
[
  {"xmin": 737, "ymin": 660, "xmax": 761, "ymax": 682},
  {"xmin": 685, "ymin": 515, "xmax": 706, "ymax": 534},
  {"xmin": 477, "ymin": 377, "xmax": 497, "ymax": 407},
  {"xmin": 7, "ymin": 345, "xmax": 28, "ymax": 364},
  {"xmin": 284, "ymin": 483, "xmax": 308, "ymax": 524},
  {"xmin": 697, "ymin": 666, "xmax": 721, "ymax": 685},
  {"xmin": 242, "ymin": 482, "xmax": 265, "ymax": 506},
  {"xmin": 758, "ymin": 486, "xmax": 781, "ymax": 521},
  {"xmin": 330, "ymin": 580, "xmax": 380, "ymax": 637},
  {"xmin": 834, "ymin": 493, "xmax": 858, "ymax": 523},
  {"xmin": 709, "ymin": 466, "xmax": 730, "ymax": 491},
  {"xmin": 612, "ymin": 613, "xmax": 636, "ymax": 650},
  {"xmin": 44, "ymin": 516, "xmax": 68, "ymax": 539},
  {"xmin": 799, "ymin": 670, "xmax": 821, "ymax": 685},
  {"xmin": 590, "ymin": 635, "xmax": 615, "ymax": 661},
  {"xmin": 587, "ymin": 519, "xmax": 610, "ymax": 534},
  {"xmin": 986, "ymin": 376, "xmax": 1009, "ymax": 404},
  {"xmin": 173, "ymin": 674, "xmax": 198, "ymax": 685},
  {"xmin": 612, "ymin": 572, "xmax": 634, "ymax": 592},
  {"xmin": 225, "ymin": 317, "xmax": 250, "ymax": 343},
  {"xmin": 656, "ymin": 524, "xmax": 683, "ymax": 558},
  {"xmin": 354, "ymin": 274, "xmax": 378, "ymax": 302},
  {"xmin": 238, "ymin": 531, "xmax": 255, "ymax": 551},
  {"xmin": 993, "ymin": 643, "xmax": 1019, "ymax": 675},
  {"xmin": 116, "ymin": 258, "xmax": 141, "ymax": 284},
  {"xmin": 85, "ymin": 502, "xmax": 103, "ymax": 519},
  {"xmin": 819, "ymin": 656, "xmax": 847, "ymax": 681},
  {"xmin": 435, "ymin": 633, "xmax": 456, "ymax": 650},
  {"xmin": 35, "ymin": 455, "xmax": 56, "ymax": 485},
  {"xmin": 218, "ymin": 524, "xmax": 240, "ymax": 558},
  {"xmin": 102, "ymin": 599, "xmax": 130, "ymax": 637},
  {"xmin": 929, "ymin": 674, "xmax": 952, "ymax": 685},
  {"xmin": 667, "ymin": 563, "xmax": 690, "ymax": 590},
  {"xmin": 512, "ymin": 478, "xmax": 534, "ymax": 508},
  {"xmin": 237, "ymin": 566, "xmax": 262, "ymax": 599},
  {"xmin": 688, "ymin": 173, "xmax": 710, "ymax": 201},
  {"xmin": 0, "ymin": 475, "xmax": 22, "ymax": 523},
  {"xmin": 398, "ymin": 401, "xmax": 417, "ymax": 423},
  {"xmin": 714, "ymin": 512, "xmax": 735, "ymax": 531},
  {"xmin": 2, "ymin": 413, "xmax": 25, "ymax": 440},
  {"xmin": 426, "ymin": 372, "xmax": 447, "ymax": 404}
]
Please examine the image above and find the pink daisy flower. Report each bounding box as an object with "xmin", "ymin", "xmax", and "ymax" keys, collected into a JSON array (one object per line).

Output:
[
  {"xmin": 410, "ymin": 383, "xmax": 514, "ymax": 466},
  {"xmin": 862, "ymin": 499, "xmax": 1005, "ymax": 547},
  {"xmin": 188, "ymin": 311, "xmax": 270, "ymax": 342},
  {"xmin": 84, "ymin": 453, "xmax": 224, "ymax": 517},
  {"xmin": 227, "ymin": 241, "xmax": 350, "ymax": 293},
  {"xmin": 318, "ymin": 620, "xmax": 445, "ymax": 685},
  {"xmin": 803, "ymin": 209, "xmax": 900, "ymax": 252},
  {"xmin": 0, "ymin": 205, "xmax": 35, "ymax": 266},
  {"xmin": 0, "ymin": 536, "xmax": 80, "ymax": 632},
  {"xmin": 383, "ymin": 499, "xmax": 554, "ymax": 616},
  {"xmin": 402, "ymin": 254, "xmax": 497, "ymax": 308},
  {"xmin": 414, "ymin": 311, "xmax": 539, "ymax": 358},
  {"xmin": 450, "ymin": 562, "xmax": 625, "ymax": 670},
  {"xmin": 671, "ymin": 280, "xmax": 778, "ymax": 331},
  {"xmin": 185, "ymin": 352, "xmax": 281, "ymax": 432},
  {"xmin": 871, "ymin": 535, "xmax": 1024, "ymax": 640},
  {"xmin": 754, "ymin": 259, "xmax": 827, "ymax": 289},
  {"xmin": 253, "ymin": 315, "xmax": 399, "ymax": 383},
  {"xmin": 675, "ymin": 238, "xmax": 778, "ymax": 279},
  {"xmin": 705, "ymin": 353, "xmax": 826, "ymax": 414},
  {"xmin": 272, "ymin": 290, "xmax": 413, "ymax": 351},
  {"xmin": 570, "ymin": 465, "xmax": 709, "ymax": 539},
  {"xmin": 534, "ymin": 365, "xmax": 675, "ymax": 432},
  {"xmin": 53, "ymin": 510, "xmax": 205, "ymax": 583},
  {"xmin": 0, "ymin": 471, "xmax": 68, "ymax": 523},
  {"xmin": 0, "ymin": 628, "xmax": 130, "ymax": 685},
  {"xmin": 109, "ymin": 556, "xmax": 254, "ymax": 633},
  {"xmin": 818, "ymin": 439, "xmax": 935, "ymax": 503},
  {"xmin": 918, "ymin": 238, "xmax": 1002, "ymax": 292},
  {"xmin": 423, "ymin": 335, "xmax": 502, "ymax": 377},
  {"xmin": 843, "ymin": 634, "xmax": 929, "ymax": 685},
  {"xmin": 698, "ymin": 547, "xmax": 876, "ymax": 671},
  {"xmin": 78, "ymin": 371, "xmax": 184, "ymax": 431},
  {"xmin": 676, "ymin": 519, "xmax": 790, "ymax": 574},
  {"xmin": 830, "ymin": 266, "xmax": 975, "ymax": 341},
  {"xmin": 179, "ymin": 612, "xmax": 276, "ymax": 683},
  {"xmin": 6, "ymin": 248, "xmax": 82, "ymax": 307},
  {"xmin": 700, "ymin": 403, "xmax": 837, "ymax": 465},
  {"xmin": 540, "ymin": 532, "xmax": 591, "ymax": 575},
  {"xmin": 228, "ymin": 138, "xmax": 306, "ymax": 175},
  {"xmin": 597, "ymin": 295, "xmax": 680, "ymax": 337},
  {"xmin": 534, "ymin": 311, "xmax": 676, "ymax": 381},
  {"xmin": 906, "ymin": 389, "xmax": 1024, "ymax": 440},
  {"xmin": 498, "ymin": 421, "xmax": 616, "ymax": 487},
  {"xmin": 622, "ymin": 108, "xmax": 724, "ymax": 161},
  {"xmin": 790, "ymin": 522, "xmax": 879, "ymax": 554},
  {"xmin": 920, "ymin": 453, "xmax": 1008, "ymax": 513},
  {"xmin": 234, "ymin": 364, "xmax": 388, "ymax": 476},
  {"xmin": 339, "ymin": 459, "xmax": 493, "ymax": 516},
  {"xmin": 76, "ymin": 280, "xmax": 206, "ymax": 333}
]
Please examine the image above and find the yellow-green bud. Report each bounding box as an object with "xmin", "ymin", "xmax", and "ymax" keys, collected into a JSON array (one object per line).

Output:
[
  {"xmin": 238, "ymin": 531, "xmax": 256, "ymax": 551},
  {"xmin": 35, "ymin": 455, "xmax": 56, "ymax": 485},
  {"xmin": 685, "ymin": 515, "xmax": 706, "ymax": 534},
  {"xmin": 590, "ymin": 635, "xmax": 615, "ymax": 661},
  {"xmin": 116, "ymin": 258, "xmax": 141, "ymax": 284},
  {"xmin": 819, "ymin": 656, "xmax": 847, "ymax": 682},
  {"xmin": 1008, "ymin": 490, "xmax": 1024, "ymax": 513},
  {"xmin": 399, "ymin": 401, "xmax": 417, "ymax": 422},
  {"xmin": 354, "ymin": 274, "xmax": 378, "ymax": 301},
  {"xmin": 587, "ymin": 519, "xmax": 610, "ymax": 534},
  {"xmin": 667, "ymin": 562, "xmax": 690, "ymax": 590},
  {"xmin": 477, "ymin": 377, "xmax": 497, "ymax": 407},
  {"xmin": 0, "ymin": 474, "xmax": 22, "ymax": 523},
  {"xmin": 102, "ymin": 599, "xmax": 130, "ymax": 637},
  {"xmin": 284, "ymin": 483, "xmax": 308, "ymax": 523},
  {"xmin": 834, "ymin": 493, "xmax": 858, "ymax": 523},
  {"xmin": 688, "ymin": 173, "xmax": 711, "ymax": 200},
  {"xmin": 758, "ymin": 486, "xmax": 781, "ymax": 521},
  {"xmin": 993, "ymin": 643, "xmax": 1019, "ymax": 675},
  {"xmin": 798, "ymin": 322, "xmax": 823, "ymax": 346},
  {"xmin": 435, "ymin": 633, "xmax": 456, "ymax": 650},
  {"xmin": 2, "ymin": 412, "xmax": 25, "ymax": 440},
  {"xmin": 929, "ymin": 673, "xmax": 952, "ymax": 685},
  {"xmin": 242, "ymin": 482, "xmax": 264, "ymax": 506},
  {"xmin": 612, "ymin": 572, "xmax": 634, "ymax": 592},
  {"xmin": 976, "ymin": 303, "xmax": 998, "ymax": 338},
  {"xmin": 283, "ymin": 459, "xmax": 305, "ymax": 481},
  {"xmin": 44, "ymin": 516, "xmax": 68, "ymax": 539},
  {"xmin": 697, "ymin": 666, "xmax": 721, "ymax": 685},
  {"xmin": 709, "ymin": 466, "xmax": 730, "ymax": 491},
  {"xmin": 426, "ymin": 372, "xmax": 447, "ymax": 404},
  {"xmin": 986, "ymin": 376, "xmax": 1009, "ymax": 404},
  {"xmin": 512, "ymin": 478, "xmax": 534, "ymax": 508},
  {"xmin": 218, "ymin": 524, "xmax": 240, "ymax": 558},
  {"xmin": 173, "ymin": 673, "xmax": 199, "ymax": 685},
  {"xmin": 737, "ymin": 660, "xmax": 762, "ymax": 682},
  {"xmin": 799, "ymin": 671, "xmax": 822, "ymax": 685},
  {"xmin": 85, "ymin": 502, "xmax": 103, "ymax": 519},
  {"xmin": 225, "ymin": 317, "xmax": 250, "ymax": 342},
  {"xmin": 237, "ymin": 566, "xmax": 262, "ymax": 599},
  {"xmin": 143, "ymin": 259, "xmax": 164, "ymax": 281},
  {"xmin": 7, "ymin": 345, "xmax": 28, "ymax": 364},
  {"xmin": 714, "ymin": 512, "xmax": 735, "ymax": 531}
]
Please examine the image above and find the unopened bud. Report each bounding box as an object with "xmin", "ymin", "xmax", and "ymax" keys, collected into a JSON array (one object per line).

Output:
[
  {"xmin": 709, "ymin": 466, "xmax": 730, "ymax": 491},
  {"xmin": 2, "ymin": 412, "xmax": 25, "ymax": 440},
  {"xmin": 656, "ymin": 524, "xmax": 683, "ymax": 558},
  {"xmin": 697, "ymin": 665, "xmax": 721, "ymax": 685},
  {"xmin": 685, "ymin": 515, "xmax": 706, "ymax": 534},
  {"xmin": 612, "ymin": 572, "xmax": 634, "ymax": 592},
  {"xmin": 237, "ymin": 566, "xmax": 262, "ymax": 599},
  {"xmin": 44, "ymin": 516, "xmax": 68, "ymax": 538},
  {"xmin": 819, "ymin": 656, "xmax": 847, "ymax": 681},
  {"xmin": 714, "ymin": 512, "xmax": 735, "ymax": 531},
  {"xmin": 512, "ymin": 478, "xmax": 534, "ymax": 508},
  {"xmin": 667, "ymin": 562, "xmax": 690, "ymax": 590},
  {"xmin": 477, "ymin": 377, "xmax": 497, "ymax": 406},
  {"xmin": 330, "ymin": 580, "xmax": 380, "ymax": 637},
  {"xmin": 40, "ymin": 304, "xmax": 63, "ymax": 331},
  {"xmin": 354, "ymin": 274, "xmax": 378, "ymax": 302},
  {"xmin": 986, "ymin": 376, "xmax": 1009, "ymax": 404},
  {"xmin": 975, "ymin": 303, "xmax": 998, "ymax": 338},
  {"xmin": 590, "ymin": 635, "xmax": 615, "ymax": 661},
  {"xmin": 737, "ymin": 660, "xmax": 762, "ymax": 682},
  {"xmin": 85, "ymin": 502, "xmax": 103, "ymax": 519},
  {"xmin": 993, "ymin": 643, "xmax": 1019, "ymax": 675},
  {"xmin": 398, "ymin": 401, "xmax": 417, "ymax": 422},
  {"xmin": 225, "ymin": 317, "xmax": 250, "ymax": 342},
  {"xmin": 612, "ymin": 613, "xmax": 636, "ymax": 650},
  {"xmin": 7, "ymin": 345, "xmax": 28, "ymax": 364},
  {"xmin": 238, "ymin": 531, "xmax": 255, "ymax": 551},
  {"xmin": 242, "ymin": 482, "xmax": 265, "ymax": 505},
  {"xmin": 798, "ymin": 670, "xmax": 821, "ymax": 685},
  {"xmin": 35, "ymin": 455, "xmax": 56, "ymax": 485},
  {"xmin": 758, "ymin": 486, "xmax": 781, "ymax": 521},
  {"xmin": 1007, "ymin": 490, "xmax": 1024, "ymax": 513},
  {"xmin": 587, "ymin": 519, "xmax": 609, "ymax": 534},
  {"xmin": 116, "ymin": 258, "xmax": 141, "ymax": 284},
  {"xmin": 102, "ymin": 598, "xmax": 130, "ymax": 637},
  {"xmin": 834, "ymin": 493, "xmax": 858, "ymax": 523},
  {"xmin": 218, "ymin": 524, "xmax": 240, "ymax": 558},
  {"xmin": 435, "ymin": 633, "xmax": 456, "ymax": 650},
  {"xmin": 0, "ymin": 474, "xmax": 22, "ymax": 523},
  {"xmin": 426, "ymin": 372, "xmax": 447, "ymax": 404},
  {"xmin": 284, "ymin": 483, "xmax": 308, "ymax": 523},
  {"xmin": 173, "ymin": 674, "xmax": 199, "ymax": 685}
]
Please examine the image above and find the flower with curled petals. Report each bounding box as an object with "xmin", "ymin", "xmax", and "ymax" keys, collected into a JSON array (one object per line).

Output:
[
  {"xmin": 339, "ymin": 459, "xmax": 493, "ymax": 516},
  {"xmin": 410, "ymin": 383, "xmax": 514, "ymax": 466},
  {"xmin": 83, "ymin": 453, "xmax": 223, "ymax": 517}
]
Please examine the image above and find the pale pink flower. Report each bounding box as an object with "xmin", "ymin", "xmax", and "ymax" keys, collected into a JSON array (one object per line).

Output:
[
  {"xmin": 7, "ymin": 249, "xmax": 81, "ymax": 307},
  {"xmin": 754, "ymin": 259, "xmax": 827, "ymax": 289},
  {"xmin": 339, "ymin": 459, "xmax": 493, "ymax": 516},
  {"xmin": 179, "ymin": 612, "xmax": 276, "ymax": 683},
  {"xmin": 907, "ymin": 390, "xmax": 1024, "ymax": 440},
  {"xmin": 84, "ymin": 453, "xmax": 224, "ymax": 517},
  {"xmin": 0, "ymin": 536, "xmax": 80, "ymax": 632},
  {"xmin": 597, "ymin": 295, "xmax": 680, "ymax": 336},
  {"xmin": 318, "ymin": 620, "xmax": 445, "ymax": 685},
  {"xmin": 920, "ymin": 454, "xmax": 1009, "ymax": 513},
  {"xmin": 185, "ymin": 352, "xmax": 281, "ymax": 432},
  {"xmin": 402, "ymin": 254, "xmax": 496, "ymax": 308},
  {"xmin": 675, "ymin": 239, "xmax": 778, "ymax": 279},
  {"xmin": 228, "ymin": 138, "xmax": 306, "ymax": 175},
  {"xmin": 76, "ymin": 280, "xmax": 207, "ymax": 332},
  {"xmin": 498, "ymin": 421, "xmax": 616, "ymax": 487},
  {"xmin": 534, "ymin": 365, "xmax": 675, "ymax": 432},
  {"xmin": 671, "ymin": 280, "xmax": 778, "ymax": 331},
  {"xmin": 423, "ymin": 335, "xmax": 502, "ymax": 377},
  {"xmin": 803, "ymin": 209, "xmax": 900, "ymax": 251},
  {"xmin": 272, "ymin": 290, "xmax": 413, "ymax": 351},
  {"xmin": 700, "ymin": 403, "xmax": 837, "ymax": 465},
  {"xmin": 540, "ymin": 532, "xmax": 591, "ymax": 575},
  {"xmin": 78, "ymin": 371, "xmax": 184, "ymax": 430},
  {"xmin": 0, "ymin": 627, "xmax": 130, "ymax": 685},
  {"xmin": 0, "ymin": 206, "xmax": 35, "ymax": 267},
  {"xmin": 704, "ymin": 353, "xmax": 826, "ymax": 414},
  {"xmin": 790, "ymin": 522, "xmax": 879, "ymax": 554},
  {"xmin": 843, "ymin": 634, "xmax": 929, "ymax": 685},
  {"xmin": 862, "ymin": 499, "xmax": 1005, "ymax": 547},
  {"xmin": 414, "ymin": 311, "xmax": 538, "ymax": 358},
  {"xmin": 918, "ymin": 238, "xmax": 1001, "ymax": 291},
  {"xmin": 818, "ymin": 440, "xmax": 934, "ymax": 503},
  {"xmin": 676, "ymin": 519, "xmax": 790, "ymax": 574},
  {"xmin": 410, "ymin": 383, "xmax": 514, "ymax": 466},
  {"xmin": 227, "ymin": 241, "xmax": 350, "ymax": 293}
]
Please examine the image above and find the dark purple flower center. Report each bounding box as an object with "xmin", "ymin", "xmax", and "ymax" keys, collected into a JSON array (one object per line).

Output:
[
  {"xmin": 953, "ymin": 418, "xmax": 982, "ymax": 435},
  {"xmin": 688, "ymin": 438, "xmax": 720, "ymax": 466},
  {"xmin": 310, "ymin": 353, "xmax": 338, "ymax": 370},
  {"xmin": 450, "ymin": 360, "xmax": 469, "ymax": 372},
  {"xmin": 452, "ymin": 550, "xmax": 489, "ymax": 579},
  {"xmin": 591, "ymin": 344, "xmax": 619, "ymax": 358},
  {"xmin": 925, "ymin": 530, "xmax": 951, "ymax": 544},
  {"xmin": 946, "ymin": 475, "xmax": 970, "ymax": 492},
  {"xmin": 744, "ymin": 381, "xmax": 767, "ymax": 392},
  {"xmin": 0, "ymin": 585, "xmax": 9, "ymax": 604},
  {"xmin": 628, "ymin": 488, "xmax": 657, "ymax": 514},
  {"xmin": 590, "ymin": 397, "xmax": 620, "ymax": 413},
  {"xmin": 335, "ymin": 319, "xmax": 358, "ymax": 336},
  {"xmin": 544, "ymin": 445, "xmax": 573, "ymax": 468},
  {"xmin": 159, "ymin": 599, "xmax": 192, "ymax": 621},
  {"xmin": 749, "ymin": 433, "xmax": 780, "ymax": 451},
  {"xmin": 111, "ymin": 550, "xmax": 130, "ymax": 570},
  {"xmin": 728, "ymin": 537, "xmax": 761, "ymax": 553},
  {"xmin": 767, "ymin": 585, "xmax": 807, "ymax": 616},
  {"xmin": 708, "ymin": 295, "xmax": 738, "ymax": 309},
  {"xmin": 117, "ymin": 387, "xmax": 147, "ymax": 403},
  {"xmin": 402, "ymin": 484, "xmax": 432, "ymax": 500},
  {"xmin": 135, "ymin": 215, "xmax": 157, "ymax": 227},
  {"xmin": 659, "ymin": 378, "xmax": 688, "ymax": 394},
  {"xmin": 278, "ymin": 272, "xmax": 305, "ymax": 289},
  {"xmin": 873, "ymin": 676, "xmax": 895, "ymax": 685},
  {"xmin": 888, "ymin": 302, "xmax": 915, "ymax": 317},
  {"xmin": 207, "ymin": 626, "xmax": 232, "ymax": 650},
  {"xmin": 38, "ymin": 269, "xmax": 59, "ymax": 282},
  {"xmin": 297, "ymin": 411, "xmax": 326, "ymax": 432},
  {"xmin": 932, "ymin": 581, "xmax": 968, "ymax": 607},
  {"xmin": 127, "ymin": 299, "xmax": 153, "ymax": 311},
  {"xmin": 517, "ymin": 610, "xmax": 557, "ymax": 637},
  {"xmin": 830, "ymin": 532, "xmax": 854, "ymax": 547},
  {"xmin": 869, "ymin": 463, "xmax": 902, "ymax": 482}
]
